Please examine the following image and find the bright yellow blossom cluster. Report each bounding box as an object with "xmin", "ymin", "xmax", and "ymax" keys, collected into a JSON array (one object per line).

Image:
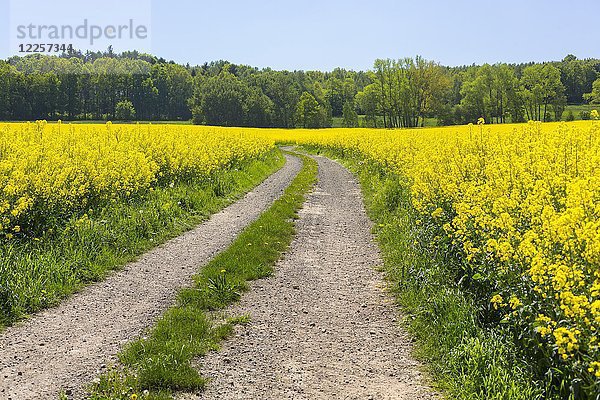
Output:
[
  {"xmin": 590, "ymin": 361, "xmax": 600, "ymax": 378},
  {"xmin": 251, "ymin": 120, "xmax": 600, "ymax": 389},
  {"xmin": 0, "ymin": 122, "xmax": 273, "ymax": 235},
  {"xmin": 491, "ymin": 294, "xmax": 505, "ymax": 310},
  {"xmin": 553, "ymin": 327, "xmax": 581, "ymax": 359}
]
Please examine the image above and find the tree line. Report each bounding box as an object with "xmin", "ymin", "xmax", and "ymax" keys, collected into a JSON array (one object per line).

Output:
[{"xmin": 1, "ymin": 49, "xmax": 599, "ymax": 127}]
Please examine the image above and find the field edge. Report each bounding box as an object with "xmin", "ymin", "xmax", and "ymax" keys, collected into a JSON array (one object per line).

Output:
[{"xmin": 302, "ymin": 146, "xmax": 545, "ymax": 400}]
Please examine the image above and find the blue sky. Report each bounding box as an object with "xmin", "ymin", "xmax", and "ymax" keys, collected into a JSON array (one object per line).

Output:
[{"xmin": 0, "ymin": 0, "xmax": 598, "ymax": 71}]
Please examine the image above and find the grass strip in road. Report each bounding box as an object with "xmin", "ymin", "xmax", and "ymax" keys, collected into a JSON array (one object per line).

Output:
[
  {"xmin": 86, "ymin": 152, "xmax": 317, "ymax": 400},
  {"xmin": 302, "ymin": 146, "xmax": 542, "ymax": 400}
]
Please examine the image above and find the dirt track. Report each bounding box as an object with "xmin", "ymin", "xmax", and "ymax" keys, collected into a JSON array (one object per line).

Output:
[
  {"xmin": 187, "ymin": 155, "xmax": 437, "ymax": 400},
  {"xmin": 0, "ymin": 155, "xmax": 302, "ymax": 400}
]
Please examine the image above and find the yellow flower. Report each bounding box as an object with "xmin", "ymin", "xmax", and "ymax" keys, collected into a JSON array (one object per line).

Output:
[
  {"xmin": 491, "ymin": 294, "xmax": 504, "ymax": 310},
  {"xmin": 431, "ymin": 208, "xmax": 444, "ymax": 218},
  {"xmin": 509, "ymin": 296, "xmax": 522, "ymax": 310},
  {"xmin": 588, "ymin": 361, "xmax": 600, "ymax": 378},
  {"xmin": 553, "ymin": 327, "xmax": 580, "ymax": 356}
]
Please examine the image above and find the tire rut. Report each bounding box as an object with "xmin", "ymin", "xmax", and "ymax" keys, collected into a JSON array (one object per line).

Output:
[
  {"xmin": 0, "ymin": 154, "xmax": 302, "ymax": 400},
  {"xmin": 189, "ymin": 155, "xmax": 437, "ymax": 400}
]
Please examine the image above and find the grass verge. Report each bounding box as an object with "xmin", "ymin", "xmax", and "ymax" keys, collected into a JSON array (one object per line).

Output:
[
  {"xmin": 304, "ymin": 146, "xmax": 543, "ymax": 400},
  {"xmin": 86, "ymin": 152, "xmax": 317, "ymax": 400},
  {"xmin": 0, "ymin": 150, "xmax": 285, "ymax": 330}
]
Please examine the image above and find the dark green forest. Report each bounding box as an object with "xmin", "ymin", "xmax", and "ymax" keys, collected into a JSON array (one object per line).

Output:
[{"xmin": 1, "ymin": 49, "xmax": 599, "ymax": 128}]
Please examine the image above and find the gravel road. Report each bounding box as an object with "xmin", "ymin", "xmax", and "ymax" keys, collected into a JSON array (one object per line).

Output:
[
  {"xmin": 188, "ymin": 155, "xmax": 437, "ymax": 400},
  {"xmin": 0, "ymin": 154, "xmax": 302, "ymax": 400}
]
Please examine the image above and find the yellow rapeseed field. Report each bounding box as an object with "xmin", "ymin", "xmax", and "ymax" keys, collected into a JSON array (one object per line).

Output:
[
  {"xmin": 251, "ymin": 120, "xmax": 600, "ymax": 387},
  {"xmin": 0, "ymin": 121, "xmax": 273, "ymax": 236},
  {"xmin": 2, "ymin": 119, "xmax": 598, "ymax": 390}
]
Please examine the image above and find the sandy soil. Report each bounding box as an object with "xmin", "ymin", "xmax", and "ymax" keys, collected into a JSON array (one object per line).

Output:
[
  {"xmin": 0, "ymin": 154, "xmax": 302, "ymax": 400},
  {"xmin": 185, "ymin": 155, "xmax": 437, "ymax": 400}
]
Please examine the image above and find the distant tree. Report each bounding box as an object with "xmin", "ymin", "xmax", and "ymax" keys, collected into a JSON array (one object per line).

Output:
[
  {"xmin": 152, "ymin": 63, "xmax": 193, "ymax": 120},
  {"xmin": 559, "ymin": 55, "xmax": 598, "ymax": 103},
  {"xmin": 325, "ymin": 77, "xmax": 344, "ymax": 117},
  {"xmin": 460, "ymin": 64, "xmax": 522, "ymax": 124},
  {"xmin": 520, "ymin": 64, "xmax": 565, "ymax": 122},
  {"xmin": 496, "ymin": 64, "xmax": 524, "ymax": 123},
  {"xmin": 260, "ymin": 71, "xmax": 301, "ymax": 128},
  {"xmin": 0, "ymin": 62, "xmax": 11, "ymax": 119},
  {"xmin": 190, "ymin": 65, "xmax": 248, "ymax": 126},
  {"xmin": 355, "ymin": 83, "xmax": 380, "ymax": 127},
  {"xmin": 584, "ymin": 78, "xmax": 600, "ymax": 104},
  {"xmin": 342, "ymin": 77, "xmax": 357, "ymax": 106},
  {"xmin": 460, "ymin": 65, "xmax": 491, "ymax": 123},
  {"xmin": 552, "ymin": 95, "xmax": 566, "ymax": 121},
  {"xmin": 137, "ymin": 77, "xmax": 159, "ymax": 120},
  {"xmin": 342, "ymin": 101, "xmax": 359, "ymax": 127},
  {"xmin": 4, "ymin": 51, "xmax": 600, "ymax": 127},
  {"xmin": 296, "ymin": 92, "xmax": 328, "ymax": 128},
  {"xmin": 115, "ymin": 100, "xmax": 136, "ymax": 121},
  {"xmin": 243, "ymin": 88, "xmax": 275, "ymax": 127},
  {"xmin": 373, "ymin": 57, "xmax": 450, "ymax": 128}
]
